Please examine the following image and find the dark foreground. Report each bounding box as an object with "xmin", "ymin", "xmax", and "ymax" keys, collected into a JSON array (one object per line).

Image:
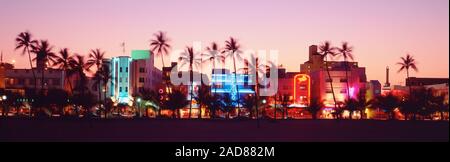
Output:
[{"xmin": 0, "ymin": 118, "xmax": 448, "ymax": 142}]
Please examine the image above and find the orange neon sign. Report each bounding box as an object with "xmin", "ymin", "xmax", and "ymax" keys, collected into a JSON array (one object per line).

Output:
[{"xmin": 293, "ymin": 74, "xmax": 311, "ymax": 106}]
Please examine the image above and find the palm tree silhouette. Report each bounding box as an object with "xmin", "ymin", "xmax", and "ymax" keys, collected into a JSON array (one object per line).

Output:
[
  {"xmin": 194, "ymin": 85, "xmax": 210, "ymax": 119},
  {"xmin": 69, "ymin": 55, "xmax": 91, "ymax": 96},
  {"xmin": 178, "ymin": 46, "xmax": 201, "ymax": 118},
  {"xmin": 224, "ymin": 37, "xmax": 243, "ymax": 110},
  {"xmin": 318, "ymin": 41, "xmax": 338, "ymax": 110},
  {"xmin": 337, "ymin": 42, "xmax": 354, "ymax": 99},
  {"xmin": 32, "ymin": 40, "xmax": 56, "ymax": 90},
  {"xmin": 203, "ymin": 42, "xmax": 225, "ymax": 94},
  {"xmin": 280, "ymin": 94, "xmax": 291, "ymax": 119},
  {"xmin": 306, "ymin": 97, "xmax": 324, "ymax": 120},
  {"xmin": 343, "ymin": 98, "xmax": 358, "ymax": 119},
  {"xmin": 241, "ymin": 54, "xmax": 272, "ymax": 120},
  {"xmin": 373, "ymin": 93, "xmax": 400, "ymax": 120},
  {"xmin": 397, "ymin": 54, "xmax": 418, "ymax": 99},
  {"xmin": 164, "ymin": 89, "xmax": 188, "ymax": 119},
  {"xmin": 53, "ymin": 48, "xmax": 74, "ymax": 94},
  {"xmin": 150, "ymin": 31, "xmax": 171, "ymax": 68},
  {"xmin": 15, "ymin": 31, "xmax": 38, "ymax": 91},
  {"xmin": 100, "ymin": 64, "xmax": 113, "ymax": 117},
  {"xmin": 87, "ymin": 48, "xmax": 106, "ymax": 108}
]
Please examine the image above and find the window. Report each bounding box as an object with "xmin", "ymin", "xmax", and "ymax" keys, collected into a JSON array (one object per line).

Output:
[
  {"xmin": 340, "ymin": 89, "xmax": 347, "ymax": 94},
  {"xmin": 139, "ymin": 77, "xmax": 145, "ymax": 83},
  {"xmin": 326, "ymin": 79, "xmax": 333, "ymax": 82},
  {"xmin": 125, "ymin": 87, "xmax": 128, "ymax": 92},
  {"xmin": 119, "ymin": 87, "xmax": 122, "ymax": 92},
  {"xmin": 325, "ymin": 89, "xmax": 333, "ymax": 93},
  {"xmin": 119, "ymin": 78, "xmax": 122, "ymax": 83},
  {"xmin": 340, "ymin": 78, "xmax": 347, "ymax": 82},
  {"xmin": 126, "ymin": 67, "xmax": 128, "ymax": 72},
  {"xmin": 139, "ymin": 67, "xmax": 145, "ymax": 73},
  {"xmin": 120, "ymin": 67, "xmax": 123, "ymax": 72},
  {"xmin": 18, "ymin": 78, "xmax": 25, "ymax": 85},
  {"xmin": 52, "ymin": 79, "xmax": 61, "ymax": 86},
  {"xmin": 125, "ymin": 78, "xmax": 128, "ymax": 82}
]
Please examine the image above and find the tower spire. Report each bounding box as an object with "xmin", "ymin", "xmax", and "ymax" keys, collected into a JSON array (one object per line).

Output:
[{"xmin": 121, "ymin": 42, "xmax": 126, "ymax": 55}]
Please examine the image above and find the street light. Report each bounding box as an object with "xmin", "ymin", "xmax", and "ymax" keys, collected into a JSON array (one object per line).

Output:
[
  {"xmin": 1, "ymin": 95, "xmax": 6, "ymax": 100},
  {"xmin": 136, "ymin": 98, "xmax": 142, "ymax": 117}
]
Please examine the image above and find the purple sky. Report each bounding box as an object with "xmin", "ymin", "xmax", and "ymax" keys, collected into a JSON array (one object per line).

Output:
[{"xmin": 0, "ymin": 0, "xmax": 448, "ymax": 85}]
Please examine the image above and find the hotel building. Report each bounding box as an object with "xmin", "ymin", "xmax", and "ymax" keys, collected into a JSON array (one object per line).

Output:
[
  {"xmin": 300, "ymin": 45, "xmax": 368, "ymax": 107},
  {"xmin": 107, "ymin": 50, "xmax": 162, "ymax": 104}
]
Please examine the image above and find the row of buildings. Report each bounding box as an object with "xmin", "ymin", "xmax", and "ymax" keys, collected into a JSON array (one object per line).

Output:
[{"xmin": 0, "ymin": 45, "xmax": 448, "ymax": 118}]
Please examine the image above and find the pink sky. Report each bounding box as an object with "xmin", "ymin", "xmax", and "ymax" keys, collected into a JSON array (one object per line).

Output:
[{"xmin": 0, "ymin": 0, "xmax": 448, "ymax": 85}]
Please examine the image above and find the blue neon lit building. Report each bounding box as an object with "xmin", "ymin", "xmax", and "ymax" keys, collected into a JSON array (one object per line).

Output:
[
  {"xmin": 210, "ymin": 69, "xmax": 255, "ymax": 102},
  {"xmin": 109, "ymin": 56, "xmax": 132, "ymax": 104}
]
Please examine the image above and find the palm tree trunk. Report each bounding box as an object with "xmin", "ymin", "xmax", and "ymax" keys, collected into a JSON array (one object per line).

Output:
[
  {"xmin": 232, "ymin": 54, "xmax": 241, "ymax": 117},
  {"xmin": 188, "ymin": 65, "xmax": 193, "ymax": 119},
  {"xmin": 99, "ymin": 82, "xmax": 102, "ymax": 118},
  {"xmin": 345, "ymin": 59, "xmax": 351, "ymax": 99},
  {"xmin": 103, "ymin": 85, "xmax": 108, "ymax": 118},
  {"xmin": 325, "ymin": 59, "xmax": 338, "ymax": 111},
  {"xmin": 274, "ymin": 95, "xmax": 277, "ymax": 120},
  {"xmin": 41, "ymin": 67, "xmax": 45, "ymax": 90},
  {"xmin": 26, "ymin": 48, "xmax": 36, "ymax": 118}
]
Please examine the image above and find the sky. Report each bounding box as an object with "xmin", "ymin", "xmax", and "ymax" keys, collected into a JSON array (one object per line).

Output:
[{"xmin": 0, "ymin": 0, "xmax": 448, "ymax": 85}]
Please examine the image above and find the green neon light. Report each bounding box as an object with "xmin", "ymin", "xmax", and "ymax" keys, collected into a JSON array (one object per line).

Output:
[{"xmin": 131, "ymin": 50, "xmax": 151, "ymax": 60}]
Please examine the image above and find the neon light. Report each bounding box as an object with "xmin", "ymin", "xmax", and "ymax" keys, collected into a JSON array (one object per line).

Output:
[
  {"xmin": 293, "ymin": 74, "xmax": 311, "ymax": 106},
  {"xmin": 349, "ymin": 87, "xmax": 355, "ymax": 98}
]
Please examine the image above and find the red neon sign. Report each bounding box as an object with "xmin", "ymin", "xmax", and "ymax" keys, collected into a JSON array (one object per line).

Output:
[{"xmin": 293, "ymin": 74, "xmax": 311, "ymax": 106}]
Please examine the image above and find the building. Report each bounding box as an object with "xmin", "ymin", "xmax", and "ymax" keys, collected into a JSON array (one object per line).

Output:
[
  {"xmin": 406, "ymin": 77, "xmax": 449, "ymax": 87},
  {"xmin": 210, "ymin": 69, "xmax": 255, "ymax": 103},
  {"xmin": 130, "ymin": 50, "xmax": 162, "ymax": 95},
  {"xmin": 300, "ymin": 45, "xmax": 367, "ymax": 107},
  {"xmin": 277, "ymin": 67, "xmax": 311, "ymax": 107},
  {"xmin": 367, "ymin": 80, "xmax": 382, "ymax": 99},
  {"xmin": 109, "ymin": 56, "xmax": 132, "ymax": 104},
  {"xmin": 108, "ymin": 50, "xmax": 163, "ymax": 104},
  {"xmin": 3, "ymin": 68, "xmax": 65, "ymax": 94}
]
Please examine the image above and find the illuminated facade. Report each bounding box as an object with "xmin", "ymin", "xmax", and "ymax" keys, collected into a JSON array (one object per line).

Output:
[
  {"xmin": 293, "ymin": 74, "xmax": 311, "ymax": 106},
  {"xmin": 211, "ymin": 69, "xmax": 255, "ymax": 103},
  {"xmin": 300, "ymin": 45, "xmax": 368, "ymax": 107},
  {"xmin": 109, "ymin": 56, "xmax": 132, "ymax": 104}
]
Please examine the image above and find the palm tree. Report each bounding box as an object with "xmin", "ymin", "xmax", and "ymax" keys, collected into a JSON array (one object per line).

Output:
[
  {"xmin": 164, "ymin": 89, "xmax": 188, "ymax": 119},
  {"xmin": 318, "ymin": 41, "xmax": 338, "ymax": 110},
  {"xmin": 373, "ymin": 93, "xmax": 400, "ymax": 120},
  {"xmin": 53, "ymin": 48, "xmax": 74, "ymax": 94},
  {"xmin": 241, "ymin": 54, "xmax": 273, "ymax": 119},
  {"xmin": 355, "ymin": 94, "xmax": 372, "ymax": 119},
  {"xmin": 150, "ymin": 31, "xmax": 171, "ymax": 68},
  {"xmin": 337, "ymin": 42, "xmax": 354, "ymax": 99},
  {"xmin": 87, "ymin": 48, "xmax": 106, "ymax": 108},
  {"xmin": 306, "ymin": 98, "xmax": 324, "ymax": 120},
  {"xmin": 203, "ymin": 42, "xmax": 225, "ymax": 94},
  {"xmin": 194, "ymin": 85, "xmax": 211, "ymax": 119},
  {"xmin": 343, "ymin": 98, "xmax": 358, "ymax": 119},
  {"xmin": 15, "ymin": 31, "xmax": 38, "ymax": 91},
  {"xmin": 69, "ymin": 55, "xmax": 91, "ymax": 96},
  {"xmin": 32, "ymin": 40, "xmax": 56, "ymax": 90},
  {"xmin": 224, "ymin": 37, "xmax": 243, "ymax": 111},
  {"xmin": 242, "ymin": 95, "xmax": 256, "ymax": 118},
  {"xmin": 100, "ymin": 64, "xmax": 113, "ymax": 117},
  {"xmin": 280, "ymin": 94, "xmax": 291, "ymax": 119},
  {"xmin": 179, "ymin": 46, "xmax": 201, "ymax": 119},
  {"xmin": 397, "ymin": 54, "xmax": 418, "ymax": 95},
  {"xmin": 204, "ymin": 94, "xmax": 222, "ymax": 119}
]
